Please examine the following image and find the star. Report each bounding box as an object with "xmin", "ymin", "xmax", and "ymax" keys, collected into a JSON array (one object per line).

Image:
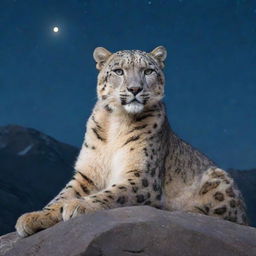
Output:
[{"xmin": 53, "ymin": 26, "xmax": 59, "ymax": 33}]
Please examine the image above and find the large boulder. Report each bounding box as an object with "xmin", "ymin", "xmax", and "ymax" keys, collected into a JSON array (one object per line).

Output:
[{"xmin": 1, "ymin": 206, "xmax": 256, "ymax": 256}]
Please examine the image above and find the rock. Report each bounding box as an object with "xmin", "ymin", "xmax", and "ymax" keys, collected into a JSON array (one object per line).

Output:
[
  {"xmin": 0, "ymin": 125, "xmax": 78, "ymax": 235},
  {"xmin": 2, "ymin": 206, "xmax": 256, "ymax": 256},
  {"xmin": 0, "ymin": 233, "xmax": 20, "ymax": 255}
]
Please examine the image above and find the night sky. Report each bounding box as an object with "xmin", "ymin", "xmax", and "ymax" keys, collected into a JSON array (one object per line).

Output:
[{"xmin": 0, "ymin": 0, "xmax": 255, "ymax": 169}]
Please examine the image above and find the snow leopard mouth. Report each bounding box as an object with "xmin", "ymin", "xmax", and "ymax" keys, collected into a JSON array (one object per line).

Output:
[
  {"xmin": 130, "ymin": 99, "xmax": 141, "ymax": 104},
  {"xmin": 123, "ymin": 100, "xmax": 144, "ymax": 114},
  {"xmin": 127, "ymin": 98, "xmax": 144, "ymax": 105}
]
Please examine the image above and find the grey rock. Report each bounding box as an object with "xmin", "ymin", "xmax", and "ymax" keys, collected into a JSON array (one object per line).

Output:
[
  {"xmin": 2, "ymin": 206, "xmax": 256, "ymax": 256},
  {"xmin": 0, "ymin": 232, "xmax": 20, "ymax": 255}
]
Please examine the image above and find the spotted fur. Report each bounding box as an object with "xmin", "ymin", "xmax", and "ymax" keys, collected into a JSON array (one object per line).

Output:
[{"xmin": 15, "ymin": 46, "xmax": 248, "ymax": 237}]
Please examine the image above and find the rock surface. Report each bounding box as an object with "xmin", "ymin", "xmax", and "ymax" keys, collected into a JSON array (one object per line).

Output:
[
  {"xmin": 1, "ymin": 206, "xmax": 256, "ymax": 256},
  {"xmin": 0, "ymin": 125, "xmax": 78, "ymax": 235}
]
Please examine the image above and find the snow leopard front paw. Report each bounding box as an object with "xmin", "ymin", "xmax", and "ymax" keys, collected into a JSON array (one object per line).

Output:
[
  {"xmin": 15, "ymin": 210, "xmax": 58, "ymax": 237},
  {"xmin": 15, "ymin": 203, "xmax": 63, "ymax": 237},
  {"xmin": 62, "ymin": 199, "xmax": 88, "ymax": 221},
  {"xmin": 62, "ymin": 198, "xmax": 100, "ymax": 221}
]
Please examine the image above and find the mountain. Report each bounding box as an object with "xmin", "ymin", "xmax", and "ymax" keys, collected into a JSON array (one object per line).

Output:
[
  {"xmin": 228, "ymin": 169, "xmax": 256, "ymax": 227},
  {"xmin": 0, "ymin": 125, "xmax": 255, "ymax": 236},
  {"xmin": 0, "ymin": 125, "xmax": 78, "ymax": 235}
]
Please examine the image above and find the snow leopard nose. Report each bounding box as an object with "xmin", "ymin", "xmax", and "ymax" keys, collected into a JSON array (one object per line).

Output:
[{"xmin": 127, "ymin": 87, "xmax": 142, "ymax": 96}]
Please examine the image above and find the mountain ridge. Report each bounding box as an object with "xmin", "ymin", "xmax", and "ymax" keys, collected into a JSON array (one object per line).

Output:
[{"xmin": 0, "ymin": 125, "xmax": 78, "ymax": 235}]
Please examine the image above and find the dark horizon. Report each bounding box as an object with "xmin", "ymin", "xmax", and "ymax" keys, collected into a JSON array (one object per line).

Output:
[{"xmin": 0, "ymin": 0, "xmax": 255, "ymax": 170}]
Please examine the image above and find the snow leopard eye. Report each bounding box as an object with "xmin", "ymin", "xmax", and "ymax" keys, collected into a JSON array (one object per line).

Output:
[
  {"xmin": 113, "ymin": 69, "xmax": 124, "ymax": 76},
  {"xmin": 144, "ymin": 69, "xmax": 154, "ymax": 75}
]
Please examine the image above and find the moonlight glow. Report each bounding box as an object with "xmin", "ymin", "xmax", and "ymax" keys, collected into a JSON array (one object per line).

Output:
[{"xmin": 53, "ymin": 26, "xmax": 59, "ymax": 33}]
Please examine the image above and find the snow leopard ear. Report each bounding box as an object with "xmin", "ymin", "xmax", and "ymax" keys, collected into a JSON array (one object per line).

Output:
[
  {"xmin": 150, "ymin": 46, "xmax": 167, "ymax": 68},
  {"xmin": 93, "ymin": 47, "xmax": 112, "ymax": 70}
]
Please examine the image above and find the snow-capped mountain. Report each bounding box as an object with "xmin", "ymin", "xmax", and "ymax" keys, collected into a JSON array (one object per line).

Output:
[
  {"xmin": 228, "ymin": 168, "xmax": 256, "ymax": 227},
  {"xmin": 0, "ymin": 125, "xmax": 78, "ymax": 235}
]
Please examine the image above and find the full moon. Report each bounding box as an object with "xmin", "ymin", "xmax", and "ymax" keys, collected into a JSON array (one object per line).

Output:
[{"xmin": 53, "ymin": 26, "xmax": 59, "ymax": 33}]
